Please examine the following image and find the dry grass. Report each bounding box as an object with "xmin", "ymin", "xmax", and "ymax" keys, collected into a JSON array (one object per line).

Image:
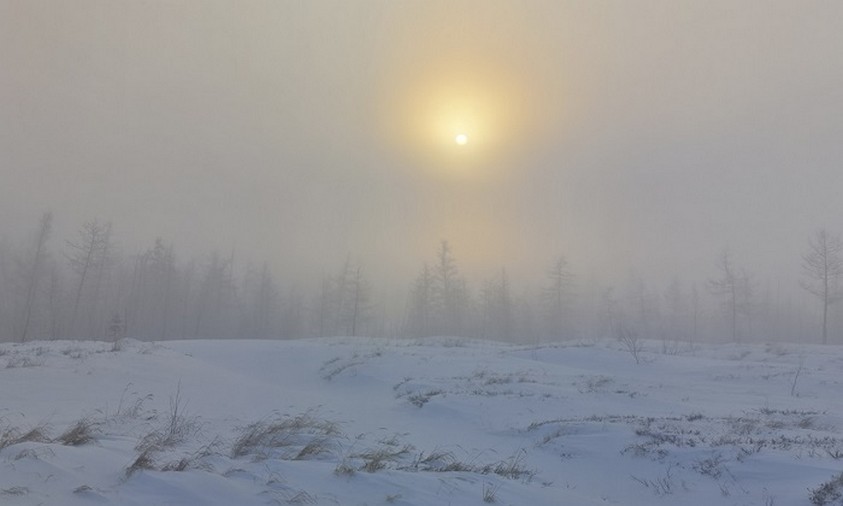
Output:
[
  {"xmin": 57, "ymin": 417, "xmax": 99, "ymax": 446},
  {"xmin": 355, "ymin": 444, "xmax": 414, "ymax": 473},
  {"xmin": 0, "ymin": 423, "xmax": 51, "ymax": 451},
  {"xmin": 125, "ymin": 448, "xmax": 156, "ymax": 477},
  {"xmin": 231, "ymin": 412, "xmax": 340, "ymax": 460}
]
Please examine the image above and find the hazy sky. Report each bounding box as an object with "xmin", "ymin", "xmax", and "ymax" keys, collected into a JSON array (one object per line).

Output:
[{"xmin": 2, "ymin": 1, "xmax": 842, "ymax": 286}]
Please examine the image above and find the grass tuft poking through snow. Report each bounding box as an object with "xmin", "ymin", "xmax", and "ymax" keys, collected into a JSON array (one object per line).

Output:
[
  {"xmin": 57, "ymin": 417, "xmax": 99, "ymax": 446},
  {"xmin": 231, "ymin": 411, "xmax": 341, "ymax": 460}
]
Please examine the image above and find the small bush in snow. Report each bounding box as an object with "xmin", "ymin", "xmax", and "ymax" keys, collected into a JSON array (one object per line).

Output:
[{"xmin": 810, "ymin": 472, "xmax": 843, "ymax": 506}]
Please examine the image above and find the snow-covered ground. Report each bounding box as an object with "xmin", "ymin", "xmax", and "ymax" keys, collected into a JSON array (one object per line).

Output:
[{"xmin": 0, "ymin": 336, "xmax": 841, "ymax": 505}]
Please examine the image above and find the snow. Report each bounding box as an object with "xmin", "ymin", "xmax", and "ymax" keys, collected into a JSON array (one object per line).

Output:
[{"xmin": 0, "ymin": 337, "xmax": 841, "ymax": 505}]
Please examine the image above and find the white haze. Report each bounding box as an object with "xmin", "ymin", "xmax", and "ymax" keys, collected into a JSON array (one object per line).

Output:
[{"xmin": 1, "ymin": 1, "xmax": 843, "ymax": 341}]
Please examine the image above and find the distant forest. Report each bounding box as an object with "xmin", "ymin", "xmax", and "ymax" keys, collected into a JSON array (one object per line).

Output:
[{"xmin": 1, "ymin": 212, "xmax": 839, "ymax": 345}]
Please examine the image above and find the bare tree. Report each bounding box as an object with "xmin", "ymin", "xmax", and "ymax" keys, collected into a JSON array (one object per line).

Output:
[
  {"xmin": 690, "ymin": 284, "xmax": 701, "ymax": 347},
  {"xmin": 406, "ymin": 264, "xmax": 434, "ymax": 337},
  {"xmin": 480, "ymin": 268, "xmax": 513, "ymax": 341},
  {"xmin": 542, "ymin": 256, "xmax": 574, "ymax": 339},
  {"xmin": 65, "ymin": 220, "xmax": 112, "ymax": 337},
  {"xmin": 193, "ymin": 251, "xmax": 237, "ymax": 338},
  {"xmin": 312, "ymin": 259, "xmax": 371, "ymax": 337},
  {"xmin": 313, "ymin": 276, "xmax": 333, "ymax": 337},
  {"xmin": 616, "ymin": 321, "xmax": 644, "ymax": 365},
  {"xmin": 240, "ymin": 262, "xmax": 279, "ymax": 338},
  {"xmin": 709, "ymin": 250, "xmax": 753, "ymax": 342},
  {"xmin": 344, "ymin": 264, "xmax": 370, "ymax": 337},
  {"xmin": 280, "ymin": 285, "xmax": 305, "ymax": 339},
  {"xmin": 661, "ymin": 277, "xmax": 685, "ymax": 353},
  {"xmin": 801, "ymin": 229, "xmax": 843, "ymax": 344},
  {"xmin": 17, "ymin": 212, "xmax": 53, "ymax": 342},
  {"xmin": 431, "ymin": 241, "xmax": 467, "ymax": 335}
]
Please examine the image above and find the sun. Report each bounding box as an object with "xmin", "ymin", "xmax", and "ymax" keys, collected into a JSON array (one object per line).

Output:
[{"xmin": 455, "ymin": 133, "xmax": 468, "ymax": 145}]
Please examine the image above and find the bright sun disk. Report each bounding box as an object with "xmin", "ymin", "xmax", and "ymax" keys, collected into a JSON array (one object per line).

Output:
[{"xmin": 455, "ymin": 133, "xmax": 468, "ymax": 145}]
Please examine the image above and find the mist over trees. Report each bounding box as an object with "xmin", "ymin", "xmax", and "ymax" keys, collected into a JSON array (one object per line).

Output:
[{"xmin": 0, "ymin": 212, "xmax": 838, "ymax": 345}]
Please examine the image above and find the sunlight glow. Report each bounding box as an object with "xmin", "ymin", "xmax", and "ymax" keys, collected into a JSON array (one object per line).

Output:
[{"xmin": 455, "ymin": 133, "xmax": 468, "ymax": 145}]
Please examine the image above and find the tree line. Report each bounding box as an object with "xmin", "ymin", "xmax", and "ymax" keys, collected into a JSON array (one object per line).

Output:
[{"xmin": 0, "ymin": 212, "xmax": 840, "ymax": 345}]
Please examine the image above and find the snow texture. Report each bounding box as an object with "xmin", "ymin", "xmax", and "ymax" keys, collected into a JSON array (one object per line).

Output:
[{"xmin": 0, "ymin": 337, "xmax": 841, "ymax": 505}]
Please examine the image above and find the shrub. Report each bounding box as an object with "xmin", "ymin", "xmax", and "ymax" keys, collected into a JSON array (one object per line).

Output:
[{"xmin": 810, "ymin": 472, "xmax": 843, "ymax": 506}]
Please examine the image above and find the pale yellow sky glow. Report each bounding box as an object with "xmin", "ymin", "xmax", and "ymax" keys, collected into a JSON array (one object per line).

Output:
[{"xmin": 1, "ymin": 0, "xmax": 842, "ymax": 287}]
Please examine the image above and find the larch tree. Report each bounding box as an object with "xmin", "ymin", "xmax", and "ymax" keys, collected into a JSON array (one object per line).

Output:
[
  {"xmin": 407, "ymin": 264, "xmax": 434, "ymax": 337},
  {"xmin": 344, "ymin": 264, "xmax": 370, "ymax": 337},
  {"xmin": 709, "ymin": 250, "xmax": 754, "ymax": 342},
  {"xmin": 542, "ymin": 256, "xmax": 574, "ymax": 339},
  {"xmin": 65, "ymin": 220, "xmax": 112, "ymax": 337},
  {"xmin": 431, "ymin": 241, "xmax": 467, "ymax": 336},
  {"xmin": 800, "ymin": 229, "xmax": 843, "ymax": 344},
  {"xmin": 480, "ymin": 268, "xmax": 513, "ymax": 341}
]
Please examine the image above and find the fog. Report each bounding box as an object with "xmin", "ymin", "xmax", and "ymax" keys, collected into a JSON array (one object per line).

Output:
[{"xmin": 2, "ymin": 1, "xmax": 843, "ymax": 342}]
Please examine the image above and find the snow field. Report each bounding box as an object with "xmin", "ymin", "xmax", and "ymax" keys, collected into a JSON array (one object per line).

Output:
[{"xmin": 0, "ymin": 337, "xmax": 841, "ymax": 505}]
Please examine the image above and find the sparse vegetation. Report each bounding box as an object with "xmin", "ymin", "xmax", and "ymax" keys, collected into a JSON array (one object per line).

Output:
[
  {"xmin": 57, "ymin": 417, "xmax": 98, "ymax": 446},
  {"xmin": 616, "ymin": 323, "xmax": 644, "ymax": 365},
  {"xmin": 5, "ymin": 355, "xmax": 45, "ymax": 368},
  {"xmin": 0, "ymin": 336, "xmax": 841, "ymax": 505},
  {"xmin": 125, "ymin": 384, "xmax": 199, "ymax": 477},
  {"xmin": 483, "ymin": 482, "xmax": 500, "ymax": 503},
  {"xmin": 0, "ymin": 423, "xmax": 51, "ymax": 451},
  {"xmin": 406, "ymin": 389, "xmax": 444, "ymax": 408},
  {"xmin": 810, "ymin": 472, "xmax": 843, "ymax": 506},
  {"xmin": 125, "ymin": 448, "xmax": 156, "ymax": 477},
  {"xmin": 631, "ymin": 466, "xmax": 676, "ymax": 496},
  {"xmin": 1, "ymin": 487, "xmax": 29, "ymax": 496},
  {"xmin": 232, "ymin": 412, "xmax": 340, "ymax": 460},
  {"xmin": 135, "ymin": 385, "xmax": 198, "ymax": 454},
  {"xmin": 333, "ymin": 459, "xmax": 356, "ymax": 477}
]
